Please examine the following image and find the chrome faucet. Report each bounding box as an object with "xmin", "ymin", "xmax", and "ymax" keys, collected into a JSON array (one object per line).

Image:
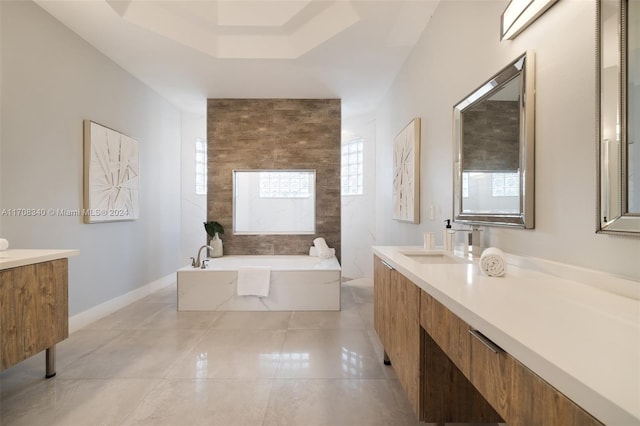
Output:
[
  {"xmin": 192, "ymin": 245, "xmax": 213, "ymax": 268},
  {"xmin": 470, "ymin": 226, "xmax": 483, "ymax": 256},
  {"xmin": 453, "ymin": 225, "xmax": 483, "ymax": 256}
]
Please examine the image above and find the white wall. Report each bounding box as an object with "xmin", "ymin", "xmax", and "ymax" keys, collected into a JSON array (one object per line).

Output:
[
  {"xmin": 373, "ymin": 0, "xmax": 640, "ymax": 281},
  {"xmin": 341, "ymin": 115, "xmax": 376, "ymax": 279},
  {"xmin": 180, "ymin": 112, "xmax": 207, "ymax": 264},
  {"xmin": 0, "ymin": 1, "xmax": 182, "ymax": 315}
]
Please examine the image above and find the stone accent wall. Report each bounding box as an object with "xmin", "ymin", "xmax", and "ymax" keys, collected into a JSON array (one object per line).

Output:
[
  {"xmin": 207, "ymin": 99, "xmax": 341, "ymax": 260},
  {"xmin": 462, "ymin": 100, "xmax": 519, "ymax": 171}
]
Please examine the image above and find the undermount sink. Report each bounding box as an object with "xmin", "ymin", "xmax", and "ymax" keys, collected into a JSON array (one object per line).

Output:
[{"xmin": 400, "ymin": 250, "xmax": 470, "ymax": 265}]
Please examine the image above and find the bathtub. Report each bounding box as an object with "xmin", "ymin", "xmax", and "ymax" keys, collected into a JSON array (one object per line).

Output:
[{"xmin": 176, "ymin": 255, "xmax": 341, "ymax": 311}]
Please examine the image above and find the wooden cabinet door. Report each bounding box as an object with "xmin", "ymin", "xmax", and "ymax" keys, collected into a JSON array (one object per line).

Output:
[
  {"xmin": 420, "ymin": 290, "xmax": 471, "ymax": 376},
  {"xmin": 387, "ymin": 272, "xmax": 421, "ymax": 414},
  {"xmin": 469, "ymin": 326, "xmax": 603, "ymax": 426},
  {"xmin": 373, "ymin": 255, "xmax": 391, "ymax": 347},
  {"xmin": 421, "ymin": 290, "xmax": 503, "ymax": 423},
  {"xmin": 0, "ymin": 259, "xmax": 69, "ymax": 370}
]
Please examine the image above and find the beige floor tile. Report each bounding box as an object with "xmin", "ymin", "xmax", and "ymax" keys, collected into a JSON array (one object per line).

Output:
[
  {"xmin": 276, "ymin": 329, "xmax": 386, "ymax": 379},
  {"xmin": 211, "ymin": 311, "xmax": 292, "ymax": 330},
  {"xmin": 263, "ymin": 379, "xmax": 416, "ymax": 426},
  {"xmin": 166, "ymin": 329, "xmax": 286, "ymax": 379},
  {"xmin": 57, "ymin": 329, "xmax": 205, "ymax": 379},
  {"xmin": 288, "ymin": 309, "xmax": 365, "ymax": 330},
  {"xmin": 121, "ymin": 379, "xmax": 272, "ymax": 426},
  {"xmin": 0, "ymin": 378, "xmax": 160, "ymax": 426},
  {"xmin": 84, "ymin": 302, "xmax": 168, "ymax": 330},
  {"xmin": 138, "ymin": 305, "xmax": 223, "ymax": 330}
]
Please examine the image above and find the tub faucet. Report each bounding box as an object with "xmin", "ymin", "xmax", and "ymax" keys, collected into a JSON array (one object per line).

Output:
[{"xmin": 193, "ymin": 245, "xmax": 213, "ymax": 268}]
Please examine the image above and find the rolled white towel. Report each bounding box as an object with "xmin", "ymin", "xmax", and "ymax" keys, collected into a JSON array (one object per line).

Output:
[
  {"xmin": 309, "ymin": 246, "xmax": 336, "ymax": 257},
  {"xmin": 313, "ymin": 237, "xmax": 333, "ymax": 259},
  {"xmin": 0, "ymin": 238, "xmax": 8, "ymax": 251},
  {"xmin": 480, "ymin": 247, "xmax": 506, "ymax": 277}
]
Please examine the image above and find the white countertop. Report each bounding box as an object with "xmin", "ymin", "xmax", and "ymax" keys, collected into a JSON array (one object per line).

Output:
[
  {"xmin": 0, "ymin": 249, "xmax": 80, "ymax": 270},
  {"xmin": 372, "ymin": 246, "xmax": 640, "ymax": 426}
]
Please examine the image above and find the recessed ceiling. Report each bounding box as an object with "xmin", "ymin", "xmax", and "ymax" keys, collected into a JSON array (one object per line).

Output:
[{"xmin": 34, "ymin": 0, "xmax": 440, "ymax": 117}]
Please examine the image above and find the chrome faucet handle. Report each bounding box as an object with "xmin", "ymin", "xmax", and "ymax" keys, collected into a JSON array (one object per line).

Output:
[
  {"xmin": 200, "ymin": 259, "xmax": 210, "ymax": 269},
  {"xmin": 190, "ymin": 257, "xmax": 197, "ymax": 268}
]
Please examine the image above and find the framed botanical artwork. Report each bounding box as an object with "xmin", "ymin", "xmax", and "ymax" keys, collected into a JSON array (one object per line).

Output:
[
  {"xmin": 392, "ymin": 118, "xmax": 420, "ymax": 223},
  {"xmin": 83, "ymin": 120, "xmax": 139, "ymax": 223}
]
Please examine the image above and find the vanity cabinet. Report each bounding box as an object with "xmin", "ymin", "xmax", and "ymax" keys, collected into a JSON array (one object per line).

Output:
[
  {"xmin": 374, "ymin": 255, "xmax": 604, "ymax": 425},
  {"xmin": 421, "ymin": 288, "xmax": 602, "ymax": 426},
  {"xmin": 0, "ymin": 258, "xmax": 69, "ymax": 375},
  {"xmin": 373, "ymin": 255, "xmax": 421, "ymax": 414}
]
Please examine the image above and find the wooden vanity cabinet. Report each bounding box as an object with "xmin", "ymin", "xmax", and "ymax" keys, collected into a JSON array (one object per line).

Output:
[
  {"xmin": 374, "ymin": 254, "xmax": 604, "ymax": 425},
  {"xmin": 423, "ymin": 289, "xmax": 602, "ymax": 426},
  {"xmin": 470, "ymin": 335, "xmax": 602, "ymax": 426},
  {"xmin": 373, "ymin": 255, "xmax": 421, "ymax": 414},
  {"xmin": 420, "ymin": 290, "xmax": 503, "ymax": 423},
  {"xmin": 0, "ymin": 259, "xmax": 69, "ymax": 374}
]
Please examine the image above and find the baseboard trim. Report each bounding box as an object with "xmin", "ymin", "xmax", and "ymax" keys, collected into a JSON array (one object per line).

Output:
[{"xmin": 69, "ymin": 272, "xmax": 176, "ymax": 333}]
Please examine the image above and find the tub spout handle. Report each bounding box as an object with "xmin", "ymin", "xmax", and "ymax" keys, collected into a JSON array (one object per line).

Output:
[{"xmin": 194, "ymin": 245, "xmax": 214, "ymax": 269}]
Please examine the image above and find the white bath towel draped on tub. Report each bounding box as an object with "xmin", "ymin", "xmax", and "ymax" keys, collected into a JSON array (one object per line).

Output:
[{"xmin": 237, "ymin": 267, "xmax": 271, "ymax": 297}]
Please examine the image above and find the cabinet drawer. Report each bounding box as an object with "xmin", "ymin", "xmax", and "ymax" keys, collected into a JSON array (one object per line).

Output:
[
  {"xmin": 420, "ymin": 290, "xmax": 471, "ymax": 376},
  {"xmin": 470, "ymin": 331, "xmax": 603, "ymax": 426}
]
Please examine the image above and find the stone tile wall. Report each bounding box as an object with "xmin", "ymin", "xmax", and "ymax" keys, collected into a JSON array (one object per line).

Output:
[
  {"xmin": 463, "ymin": 100, "xmax": 520, "ymax": 171},
  {"xmin": 207, "ymin": 99, "xmax": 341, "ymax": 260}
]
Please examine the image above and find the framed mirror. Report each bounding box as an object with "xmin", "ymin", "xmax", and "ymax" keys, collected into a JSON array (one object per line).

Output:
[
  {"xmin": 453, "ymin": 52, "xmax": 535, "ymax": 228},
  {"xmin": 597, "ymin": 0, "xmax": 640, "ymax": 235},
  {"xmin": 233, "ymin": 169, "xmax": 316, "ymax": 235}
]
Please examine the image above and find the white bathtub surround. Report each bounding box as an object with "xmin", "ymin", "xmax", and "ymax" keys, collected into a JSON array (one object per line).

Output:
[
  {"xmin": 237, "ymin": 267, "xmax": 271, "ymax": 297},
  {"xmin": 312, "ymin": 237, "xmax": 333, "ymax": 259},
  {"xmin": 177, "ymin": 255, "xmax": 341, "ymax": 311},
  {"xmin": 479, "ymin": 247, "xmax": 506, "ymax": 277},
  {"xmin": 308, "ymin": 246, "xmax": 336, "ymax": 257}
]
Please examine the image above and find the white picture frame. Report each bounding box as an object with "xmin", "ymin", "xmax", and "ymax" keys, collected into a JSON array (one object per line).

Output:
[
  {"xmin": 392, "ymin": 118, "xmax": 420, "ymax": 223},
  {"xmin": 83, "ymin": 120, "xmax": 139, "ymax": 223}
]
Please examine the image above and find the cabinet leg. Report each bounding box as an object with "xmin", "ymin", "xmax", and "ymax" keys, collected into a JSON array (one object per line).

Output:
[
  {"xmin": 383, "ymin": 350, "xmax": 391, "ymax": 366},
  {"xmin": 45, "ymin": 346, "xmax": 56, "ymax": 378}
]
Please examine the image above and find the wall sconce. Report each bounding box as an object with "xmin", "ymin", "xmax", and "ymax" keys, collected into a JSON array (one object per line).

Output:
[{"xmin": 501, "ymin": 0, "xmax": 559, "ymax": 40}]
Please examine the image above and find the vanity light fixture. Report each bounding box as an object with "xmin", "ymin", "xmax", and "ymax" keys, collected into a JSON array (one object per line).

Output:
[{"xmin": 501, "ymin": 0, "xmax": 559, "ymax": 40}]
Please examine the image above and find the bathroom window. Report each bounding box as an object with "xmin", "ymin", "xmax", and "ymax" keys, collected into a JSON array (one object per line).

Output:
[
  {"xmin": 491, "ymin": 172, "xmax": 520, "ymax": 197},
  {"xmin": 341, "ymin": 138, "xmax": 364, "ymax": 195},
  {"xmin": 259, "ymin": 171, "xmax": 311, "ymax": 198},
  {"xmin": 195, "ymin": 137, "xmax": 207, "ymax": 195}
]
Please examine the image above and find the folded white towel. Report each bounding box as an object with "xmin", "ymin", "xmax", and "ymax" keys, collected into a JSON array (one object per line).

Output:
[
  {"xmin": 237, "ymin": 267, "xmax": 271, "ymax": 297},
  {"xmin": 480, "ymin": 247, "xmax": 506, "ymax": 277},
  {"xmin": 313, "ymin": 237, "xmax": 333, "ymax": 259},
  {"xmin": 309, "ymin": 246, "xmax": 336, "ymax": 257}
]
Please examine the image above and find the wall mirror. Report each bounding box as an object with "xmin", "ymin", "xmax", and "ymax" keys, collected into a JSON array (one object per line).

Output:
[
  {"xmin": 233, "ymin": 169, "xmax": 316, "ymax": 235},
  {"xmin": 453, "ymin": 51, "xmax": 535, "ymax": 228},
  {"xmin": 597, "ymin": 0, "xmax": 640, "ymax": 235}
]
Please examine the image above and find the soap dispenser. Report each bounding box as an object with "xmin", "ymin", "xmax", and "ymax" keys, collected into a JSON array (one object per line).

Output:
[{"xmin": 443, "ymin": 220, "xmax": 454, "ymax": 252}]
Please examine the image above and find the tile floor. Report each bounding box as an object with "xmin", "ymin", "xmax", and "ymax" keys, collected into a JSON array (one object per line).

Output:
[{"xmin": 0, "ymin": 281, "xmax": 493, "ymax": 426}]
